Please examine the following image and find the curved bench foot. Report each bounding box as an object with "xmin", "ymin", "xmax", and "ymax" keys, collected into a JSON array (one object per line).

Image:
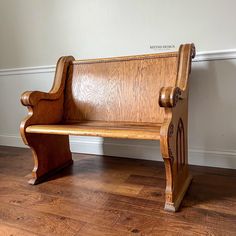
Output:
[
  {"xmin": 28, "ymin": 159, "xmax": 73, "ymax": 185},
  {"xmin": 25, "ymin": 133, "xmax": 72, "ymax": 184},
  {"xmin": 164, "ymin": 174, "xmax": 192, "ymax": 212}
]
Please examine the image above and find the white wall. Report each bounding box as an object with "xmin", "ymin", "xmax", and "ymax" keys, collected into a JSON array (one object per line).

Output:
[
  {"xmin": 1, "ymin": 0, "xmax": 236, "ymax": 169},
  {"xmin": 1, "ymin": 0, "xmax": 236, "ymax": 68}
]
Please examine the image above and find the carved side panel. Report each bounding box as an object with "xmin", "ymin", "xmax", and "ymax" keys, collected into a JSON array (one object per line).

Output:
[{"xmin": 176, "ymin": 118, "xmax": 186, "ymax": 172}]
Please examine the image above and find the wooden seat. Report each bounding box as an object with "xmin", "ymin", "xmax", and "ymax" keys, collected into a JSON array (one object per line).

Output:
[
  {"xmin": 26, "ymin": 121, "xmax": 161, "ymax": 140},
  {"xmin": 20, "ymin": 43, "xmax": 195, "ymax": 212}
]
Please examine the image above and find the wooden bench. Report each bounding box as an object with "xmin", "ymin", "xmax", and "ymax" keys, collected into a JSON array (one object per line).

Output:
[{"xmin": 20, "ymin": 43, "xmax": 195, "ymax": 211}]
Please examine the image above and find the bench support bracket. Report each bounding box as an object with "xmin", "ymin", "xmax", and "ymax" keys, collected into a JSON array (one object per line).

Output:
[
  {"xmin": 159, "ymin": 44, "xmax": 194, "ymax": 211},
  {"xmin": 160, "ymin": 113, "xmax": 192, "ymax": 212},
  {"xmin": 25, "ymin": 133, "xmax": 72, "ymax": 185}
]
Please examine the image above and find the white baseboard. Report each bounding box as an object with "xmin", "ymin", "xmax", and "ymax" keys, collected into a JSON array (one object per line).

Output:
[
  {"xmin": 0, "ymin": 134, "xmax": 25, "ymax": 147},
  {"xmin": 70, "ymin": 137, "xmax": 236, "ymax": 169},
  {"xmin": 1, "ymin": 134, "xmax": 236, "ymax": 170}
]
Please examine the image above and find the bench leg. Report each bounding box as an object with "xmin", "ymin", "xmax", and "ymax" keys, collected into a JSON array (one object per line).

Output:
[
  {"xmin": 161, "ymin": 118, "xmax": 192, "ymax": 212},
  {"xmin": 25, "ymin": 133, "xmax": 73, "ymax": 185}
]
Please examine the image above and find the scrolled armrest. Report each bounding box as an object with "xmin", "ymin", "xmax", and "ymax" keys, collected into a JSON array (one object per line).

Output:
[
  {"xmin": 159, "ymin": 86, "xmax": 184, "ymax": 108},
  {"xmin": 21, "ymin": 91, "xmax": 59, "ymax": 106}
]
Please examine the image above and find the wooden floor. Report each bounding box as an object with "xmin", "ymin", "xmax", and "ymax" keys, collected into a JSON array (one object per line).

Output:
[{"xmin": 0, "ymin": 146, "xmax": 235, "ymax": 236}]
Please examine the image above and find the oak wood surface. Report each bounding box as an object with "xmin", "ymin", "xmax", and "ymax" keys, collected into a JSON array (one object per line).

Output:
[
  {"xmin": 64, "ymin": 56, "xmax": 177, "ymax": 123},
  {"xmin": 158, "ymin": 44, "xmax": 195, "ymax": 211},
  {"xmin": 26, "ymin": 121, "xmax": 161, "ymax": 140},
  {"xmin": 0, "ymin": 146, "xmax": 236, "ymax": 236},
  {"xmin": 20, "ymin": 56, "xmax": 74, "ymax": 184},
  {"xmin": 20, "ymin": 44, "xmax": 195, "ymax": 211}
]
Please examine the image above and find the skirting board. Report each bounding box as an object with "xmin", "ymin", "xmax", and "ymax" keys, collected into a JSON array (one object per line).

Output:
[{"xmin": 1, "ymin": 134, "xmax": 236, "ymax": 170}]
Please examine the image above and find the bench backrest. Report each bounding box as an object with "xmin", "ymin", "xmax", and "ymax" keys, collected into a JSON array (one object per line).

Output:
[{"xmin": 63, "ymin": 45, "xmax": 193, "ymax": 124}]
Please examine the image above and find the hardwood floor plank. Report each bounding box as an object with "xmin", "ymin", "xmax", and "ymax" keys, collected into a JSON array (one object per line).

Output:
[
  {"xmin": 76, "ymin": 224, "xmax": 129, "ymax": 236},
  {"xmin": 0, "ymin": 202, "xmax": 84, "ymax": 236},
  {"xmin": 2, "ymin": 183, "xmax": 235, "ymax": 235},
  {"xmin": 0, "ymin": 146, "xmax": 236, "ymax": 236},
  {"xmin": 0, "ymin": 223, "xmax": 41, "ymax": 236}
]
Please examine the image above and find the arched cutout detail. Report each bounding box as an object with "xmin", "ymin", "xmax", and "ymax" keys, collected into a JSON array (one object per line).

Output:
[{"xmin": 176, "ymin": 118, "xmax": 185, "ymax": 172}]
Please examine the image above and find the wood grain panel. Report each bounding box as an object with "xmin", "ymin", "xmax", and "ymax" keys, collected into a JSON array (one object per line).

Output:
[{"xmin": 63, "ymin": 56, "xmax": 178, "ymax": 123}]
